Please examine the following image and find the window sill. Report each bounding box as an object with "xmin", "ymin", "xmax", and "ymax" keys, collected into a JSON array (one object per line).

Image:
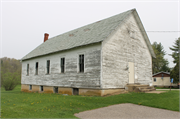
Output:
[{"xmin": 78, "ymin": 72, "xmax": 84, "ymax": 73}]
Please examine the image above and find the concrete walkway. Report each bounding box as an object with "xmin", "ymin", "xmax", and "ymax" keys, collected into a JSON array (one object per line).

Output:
[{"xmin": 75, "ymin": 103, "xmax": 180, "ymax": 119}]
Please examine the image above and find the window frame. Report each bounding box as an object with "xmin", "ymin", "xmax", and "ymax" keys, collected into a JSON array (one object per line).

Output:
[
  {"xmin": 61, "ymin": 57, "xmax": 65, "ymax": 73},
  {"xmin": 46, "ymin": 60, "xmax": 50, "ymax": 74},
  {"xmin": 35, "ymin": 62, "xmax": 38, "ymax": 75},
  {"xmin": 154, "ymin": 78, "xmax": 156, "ymax": 82},
  {"xmin": 27, "ymin": 64, "xmax": 29, "ymax": 76},
  {"xmin": 40, "ymin": 86, "xmax": 43, "ymax": 92},
  {"xmin": 54, "ymin": 87, "xmax": 58, "ymax": 93},
  {"xmin": 79, "ymin": 54, "xmax": 84, "ymax": 73},
  {"xmin": 29, "ymin": 85, "xmax": 32, "ymax": 90}
]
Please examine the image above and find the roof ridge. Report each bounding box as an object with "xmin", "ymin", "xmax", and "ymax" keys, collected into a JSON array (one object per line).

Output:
[
  {"xmin": 48, "ymin": 9, "xmax": 134, "ymax": 40},
  {"xmin": 21, "ymin": 9, "xmax": 134, "ymax": 60},
  {"xmin": 153, "ymin": 71, "xmax": 170, "ymax": 76}
]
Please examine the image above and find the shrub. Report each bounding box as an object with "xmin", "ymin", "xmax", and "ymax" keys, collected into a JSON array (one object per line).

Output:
[
  {"xmin": 1, "ymin": 71, "xmax": 20, "ymax": 91},
  {"xmin": 0, "ymin": 57, "xmax": 21, "ymax": 90}
]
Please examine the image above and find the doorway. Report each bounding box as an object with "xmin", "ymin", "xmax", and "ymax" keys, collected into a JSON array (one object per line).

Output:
[{"xmin": 128, "ymin": 62, "xmax": 135, "ymax": 84}]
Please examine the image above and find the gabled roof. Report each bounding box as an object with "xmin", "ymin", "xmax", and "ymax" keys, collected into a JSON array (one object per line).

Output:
[
  {"xmin": 22, "ymin": 9, "xmax": 155, "ymax": 61},
  {"xmin": 153, "ymin": 71, "xmax": 170, "ymax": 76}
]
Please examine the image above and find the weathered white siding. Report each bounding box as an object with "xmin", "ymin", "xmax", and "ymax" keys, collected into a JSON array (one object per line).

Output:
[
  {"xmin": 21, "ymin": 43, "xmax": 101, "ymax": 88},
  {"xmin": 101, "ymin": 13, "xmax": 152, "ymax": 88}
]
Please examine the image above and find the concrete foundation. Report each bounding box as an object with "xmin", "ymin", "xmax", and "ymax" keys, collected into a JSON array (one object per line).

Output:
[
  {"xmin": 21, "ymin": 84, "xmax": 124, "ymax": 96},
  {"xmin": 58, "ymin": 87, "xmax": 73, "ymax": 95}
]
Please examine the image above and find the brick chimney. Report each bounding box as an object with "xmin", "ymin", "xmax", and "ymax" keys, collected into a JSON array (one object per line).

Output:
[{"xmin": 44, "ymin": 33, "xmax": 49, "ymax": 42}]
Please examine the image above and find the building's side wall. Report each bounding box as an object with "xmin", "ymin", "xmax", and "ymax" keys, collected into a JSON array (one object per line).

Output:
[
  {"xmin": 21, "ymin": 43, "xmax": 101, "ymax": 89},
  {"xmin": 101, "ymin": 13, "xmax": 152, "ymax": 88},
  {"xmin": 152, "ymin": 77, "xmax": 177, "ymax": 86}
]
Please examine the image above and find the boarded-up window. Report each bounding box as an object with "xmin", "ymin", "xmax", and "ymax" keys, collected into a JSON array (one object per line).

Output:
[
  {"xmin": 79, "ymin": 54, "xmax": 84, "ymax": 72},
  {"xmin": 35, "ymin": 62, "xmax": 38, "ymax": 75},
  {"xmin": 61, "ymin": 58, "xmax": 65, "ymax": 73},
  {"xmin": 47, "ymin": 60, "xmax": 50, "ymax": 74},
  {"xmin": 27, "ymin": 64, "xmax": 29, "ymax": 75}
]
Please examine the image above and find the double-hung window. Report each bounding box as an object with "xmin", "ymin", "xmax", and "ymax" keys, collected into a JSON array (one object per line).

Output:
[
  {"xmin": 35, "ymin": 62, "xmax": 38, "ymax": 75},
  {"xmin": 47, "ymin": 60, "xmax": 50, "ymax": 74},
  {"xmin": 61, "ymin": 58, "xmax": 65, "ymax": 73},
  {"xmin": 27, "ymin": 64, "xmax": 29, "ymax": 75},
  {"xmin": 79, "ymin": 54, "xmax": 84, "ymax": 72}
]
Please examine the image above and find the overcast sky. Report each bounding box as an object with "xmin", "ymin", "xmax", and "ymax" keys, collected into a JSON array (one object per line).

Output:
[{"xmin": 0, "ymin": 0, "xmax": 179, "ymax": 68}]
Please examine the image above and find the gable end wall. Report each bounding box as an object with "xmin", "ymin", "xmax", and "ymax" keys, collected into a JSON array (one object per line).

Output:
[{"xmin": 101, "ymin": 13, "xmax": 152, "ymax": 88}]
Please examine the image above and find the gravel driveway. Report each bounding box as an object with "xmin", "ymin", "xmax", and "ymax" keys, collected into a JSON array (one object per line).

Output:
[{"xmin": 75, "ymin": 103, "xmax": 180, "ymax": 119}]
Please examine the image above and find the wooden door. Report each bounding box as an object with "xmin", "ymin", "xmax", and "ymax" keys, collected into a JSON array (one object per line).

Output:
[{"xmin": 128, "ymin": 62, "xmax": 135, "ymax": 84}]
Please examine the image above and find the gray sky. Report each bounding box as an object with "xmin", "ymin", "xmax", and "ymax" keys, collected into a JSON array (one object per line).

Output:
[{"xmin": 1, "ymin": 0, "xmax": 179, "ymax": 68}]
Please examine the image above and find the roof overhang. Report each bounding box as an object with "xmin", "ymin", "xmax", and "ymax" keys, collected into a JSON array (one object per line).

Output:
[{"xmin": 153, "ymin": 71, "xmax": 170, "ymax": 76}]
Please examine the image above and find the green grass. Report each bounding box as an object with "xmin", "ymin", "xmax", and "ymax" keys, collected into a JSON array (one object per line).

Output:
[{"xmin": 1, "ymin": 85, "xmax": 179, "ymax": 118}]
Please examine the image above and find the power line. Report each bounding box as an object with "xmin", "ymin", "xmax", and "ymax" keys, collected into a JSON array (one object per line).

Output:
[
  {"xmin": 146, "ymin": 31, "xmax": 180, "ymax": 32},
  {"xmin": 128, "ymin": 31, "xmax": 180, "ymax": 33}
]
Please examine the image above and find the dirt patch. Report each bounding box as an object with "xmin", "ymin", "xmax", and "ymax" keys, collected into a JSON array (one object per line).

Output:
[
  {"xmin": 103, "ymin": 90, "xmax": 129, "ymax": 97},
  {"xmin": 145, "ymin": 91, "xmax": 166, "ymax": 94}
]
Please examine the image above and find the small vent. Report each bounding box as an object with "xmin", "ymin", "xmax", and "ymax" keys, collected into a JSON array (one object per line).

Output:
[{"xmin": 69, "ymin": 34, "xmax": 74, "ymax": 37}]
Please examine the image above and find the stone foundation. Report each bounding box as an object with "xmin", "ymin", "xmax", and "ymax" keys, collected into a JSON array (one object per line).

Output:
[
  {"xmin": 21, "ymin": 84, "xmax": 124, "ymax": 96},
  {"xmin": 21, "ymin": 84, "xmax": 54, "ymax": 93},
  {"xmin": 58, "ymin": 87, "xmax": 72, "ymax": 95},
  {"xmin": 43, "ymin": 86, "xmax": 54, "ymax": 93},
  {"xmin": 21, "ymin": 84, "xmax": 31, "ymax": 92},
  {"xmin": 32, "ymin": 85, "xmax": 40, "ymax": 92}
]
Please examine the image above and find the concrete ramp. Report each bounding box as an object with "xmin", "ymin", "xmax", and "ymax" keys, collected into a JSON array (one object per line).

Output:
[{"xmin": 125, "ymin": 84, "xmax": 156, "ymax": 92}]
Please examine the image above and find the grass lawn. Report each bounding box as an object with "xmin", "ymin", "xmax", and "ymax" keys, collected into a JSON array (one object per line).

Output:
[{"xmin": 1, "ymin": 85, "xmax": 179, "ymax": 118}]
